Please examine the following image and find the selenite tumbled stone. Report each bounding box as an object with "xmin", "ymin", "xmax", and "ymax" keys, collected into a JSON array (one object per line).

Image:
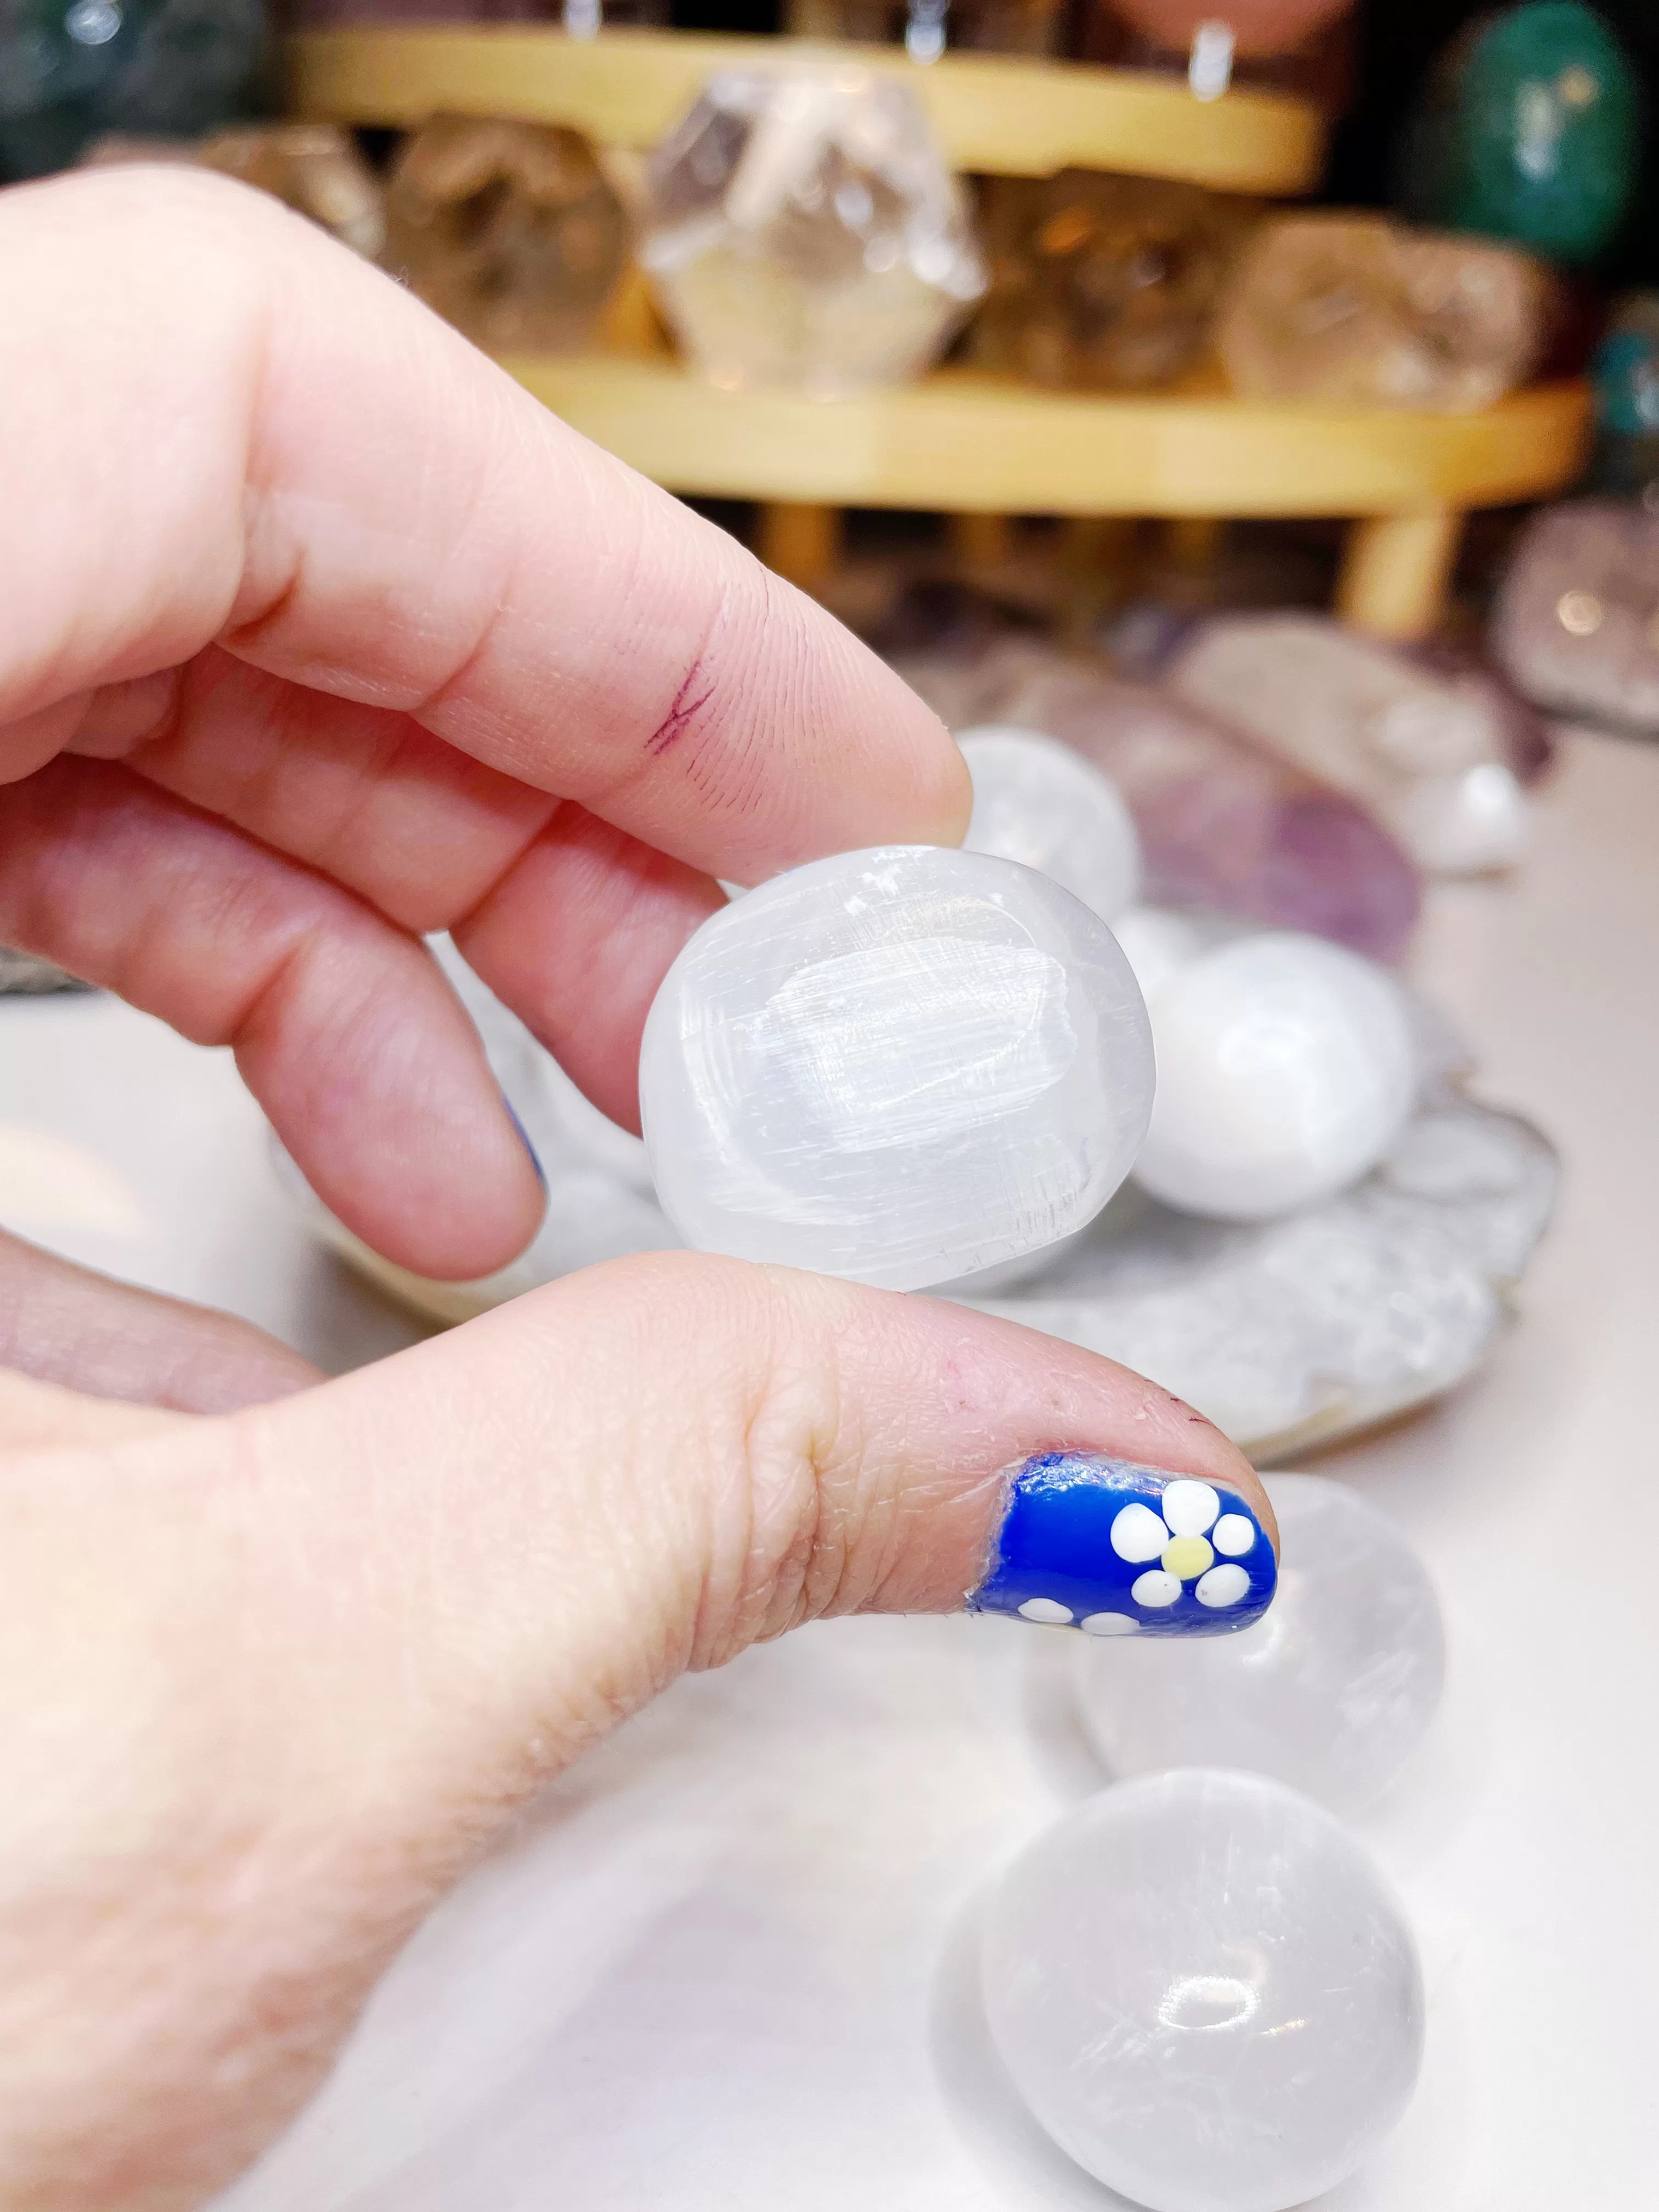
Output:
[
  {"xmin": 958, "ymin": 724, "xmax": 1142, "ymax": 922},
  {"xmin": 1073, "ymin": 1471, "xmax": 1445, "ymax": 1812},
  {"xmin": 981, "ymin": 1769, "xmax": 1424, "ymax": 2212},
  {"xmin": 1132, "ymin": 932, "xmax": 1417, "ymax": 1221},
  {"xmin": 638, "ymin": 845, "xmax": 1154, "ymax": 1290},
  {"xmin": 638, "ymin": 69, "xmax": 986, "ymax": 398},
  {"xmin": 1218, "ymin": 213, "xmax": 1548, "ymax": 411}
]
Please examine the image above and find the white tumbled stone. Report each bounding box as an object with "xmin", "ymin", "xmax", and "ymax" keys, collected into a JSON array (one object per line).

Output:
[
  {"xmin": 958, "ymin": 725, "xmax": 1141, "ymax": 924},
  {"xmin": 639, "ymin": 845, "xmax": 1153, "ymax": 1291},
  {"xmin": 1132, "ymin": 932, "xmax": 1416, "ymax": 1222}
]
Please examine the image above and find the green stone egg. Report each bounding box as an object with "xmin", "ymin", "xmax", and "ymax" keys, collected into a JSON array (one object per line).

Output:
[{"xmin": 1398, "ymin": 2, "xmax": 1640, "ymax": 267}]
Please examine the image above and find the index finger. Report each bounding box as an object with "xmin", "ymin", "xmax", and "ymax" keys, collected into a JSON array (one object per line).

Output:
[{"xmin": 0, "ymin": 165, "xmax": 969, "ymax": 884}]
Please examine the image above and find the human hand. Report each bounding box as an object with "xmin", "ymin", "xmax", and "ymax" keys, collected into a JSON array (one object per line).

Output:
[{"xmin": 0, "ymin": 170, "xmax": 1276, "ymax": 2211}]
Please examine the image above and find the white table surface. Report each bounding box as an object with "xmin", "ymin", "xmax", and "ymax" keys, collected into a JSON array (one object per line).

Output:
[{"xmin": 1, "ymin": 729, "xmax": 1655, "ymax": 2212}]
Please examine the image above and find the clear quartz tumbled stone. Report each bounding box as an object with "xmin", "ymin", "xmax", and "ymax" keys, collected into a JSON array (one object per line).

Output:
[
  {"xmin": 981, "ymin": 1770, "xmax": 1424, "ymax": 2212},
  {"xmin": 637, "ymin": 845, "xmax": 1153, "ymax": 1290},
  {"xmin": 1072, "ymin": 1472, "xmax": 1445, "ymax": 1813},
  {"xmin": 638, "ymin": 68, "xmax": 988, "ymax": 398}
]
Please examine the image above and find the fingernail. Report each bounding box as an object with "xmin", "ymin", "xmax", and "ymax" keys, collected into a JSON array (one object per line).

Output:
[
  {"xmin": 967, "ymin": 1453, "xmax": 1276, "ymax": 1637},
  {"xmin": 501, "ymin": 1093, "xmax": 546, "ymax": 1191}
]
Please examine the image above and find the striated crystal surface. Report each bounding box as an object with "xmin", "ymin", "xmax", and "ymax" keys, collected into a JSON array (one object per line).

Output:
[
  {"xmin": 1396, "ymin": 1, "xmax": 1639, "ymax": 267},
  {"xmin": 0, "ymin": 0, "xmax": 268, "ymax": 182},
  {"xmin": 637, "ymin": 845, "xmax": 1153, "ymax": 1292},
  {"xmin": 981, "ymin": 1770, "xmax": 1424, "ymax": 2212},
  {"xmin": 1132, "ymin": 932, "xmax": 1418, "ymax": 1221},
  {"xmin": 958, "ymin": 723, "xmax": 1142, "ymax": 922},
  {"xmin": 639, "ymin": 68, "xmax": 986, "ymax": 398},
  {"xmin": 1218, "ymin": 213, "xmax": 1548, "ymax": 410},
  {"xmin": 83, "ymin": 121, "xmax": 383, "ymax": 255},
  {"xmin": 1491, "ymin": 497, "xmax": 1659, "ymax": 732},
  {"xmin": 894, "ymin": 635, "xmax": 1422, "ymax": 960},
  {"xmin": 383, "ymin": 115, "xmax": 627, "ymax": 354},
  {"xmin": 1073, "ymin": 1471, "xmax": 1445, "ymax": 1812},
  {"xmin": 969, "ymin": 170, "xmax": 1259, "ymax": 392},
  {"xmin": 1168, "ymin": 612, "xmax": 1537, "ymax": 874}
]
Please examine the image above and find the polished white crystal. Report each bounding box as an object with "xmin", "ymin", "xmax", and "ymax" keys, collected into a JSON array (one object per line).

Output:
[
  {"xmin": 957, "ymin": 725, "xmax": 1141, "ymax": 924},
  {"xmin": 1133, "ymin": 932, "xmax": 1416, "ymax": 1221},
  {"xmin": 1073, "ymin": 1472, "xmax": 1444, "ymax": 1812},
  {"xmin": 981, "ymin": 1770, "xmax": 1424, "ymax": 2212},
  {"xmin": 638, "ymin": 845, "xmax": 1154, "ymax": 1290}
]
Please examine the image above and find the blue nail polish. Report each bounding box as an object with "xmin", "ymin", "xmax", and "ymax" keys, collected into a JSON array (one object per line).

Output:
[
  {"xmin": 968, "ymin": 1453, "xmax": 1276, "ymax": 1637},
  {"xmin": 501, "ymin": 1094, "xmax": 546, "ymax": 1191}
]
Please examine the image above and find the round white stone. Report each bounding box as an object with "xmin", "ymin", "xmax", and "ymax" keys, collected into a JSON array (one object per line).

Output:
[
  {"xmin": 1131, "ymin": 932, "xmax": 1417, "ymax": 1222},
  {"xmin": 1080, "ymin": 1611, "xmax": 1139, "ymax": 1637},
  {"xmin": 639, "ymin": 845, "xmax": 1155, "ymax": 1291},
  {"xmin": 1131, "ymin": 1569, "xmax": 1181, "ymax": 1608},
  {"xmin": 1160, "ymin": 1478, "xmax": 1221, "ymax": 1538},
  {"xmin": 981, "ymin": 1771, "xmax": 1424, "ymax": 2212},
  {"xmin": 1109, "ymin": 1502, "xmax": 1171, "ymax": 1564},
  {"xmin": 1073, "ymin": 1474, "xmax": 1446, "ymax": 1814},
  {"xmin": 1195, "ymin": 1563, "xmax": 1250, "ymax": 1607},
  {"xmin": 1211, "ymin": 1513, "xmax": 1256, "ymax": 1556},
  {"xmin": 957, "ymin": 725, "xmax": 1142, "ymax": 924}
]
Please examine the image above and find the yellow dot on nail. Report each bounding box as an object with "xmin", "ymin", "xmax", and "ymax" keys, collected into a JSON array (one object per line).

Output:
[{"xmin": 1161, "ymin": 1536, "xmax": 1215, "ymax": 1581}]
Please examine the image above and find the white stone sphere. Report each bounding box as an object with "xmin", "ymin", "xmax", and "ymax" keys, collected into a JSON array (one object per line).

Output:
[
  {"xmin": 1072, "ymin": 1474, "xmax": 1444, "ymax": 1812},
  {"xmin": 1133, "ymin": 932, "xmax": 1416, "ymax": 1221},
  {"xmin": 958, "ymin": 725, "xmax": 1142, "ymax": 924},
  {"xmin": 981, "ymin": 1770, "xmax": 1424, "ymax": 2212},
  {"xmin": 638, "ymin": 845, "xmax": 1154, "ymax": 1291}
]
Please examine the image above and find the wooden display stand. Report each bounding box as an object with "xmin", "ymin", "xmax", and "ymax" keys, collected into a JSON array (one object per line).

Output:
[{"xmin": 286, "ymin": 26, "xmax": 1592, "ymax": 639}]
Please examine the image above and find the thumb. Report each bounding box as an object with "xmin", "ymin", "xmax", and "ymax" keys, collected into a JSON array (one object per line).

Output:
[{"xmin": 0, "ymin": 1253, "xmax": 1275, "ymax": 2209}]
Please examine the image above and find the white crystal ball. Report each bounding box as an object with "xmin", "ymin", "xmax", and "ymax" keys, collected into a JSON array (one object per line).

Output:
[
  {"xmin": 957, "ymin": 725, "xmax": 1142, "ymax": 924},
  {"xmin": 981, "ymin": 1770, "xmax": 1424, "ymax": 2212},
  {"xmin": 1072, "ymin": 1474, "xmax": 1444, "ymax": 1812},
  {"xmin": 1133, "ymin": 932, "xmax": 1416, "ymax": 1221},
  {"xmin": 639, "ymin": 845, "xmax": 1154, "ymax": 1291}
]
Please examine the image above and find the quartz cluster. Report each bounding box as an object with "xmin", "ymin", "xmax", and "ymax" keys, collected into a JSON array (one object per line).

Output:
[
  {"xmin": 1217, "ymin": 213, "xmax": 1549, "ymax": 411},
  {"xmin": 637, "ymin": 69, "xmax": 986, "ymax": 397}
]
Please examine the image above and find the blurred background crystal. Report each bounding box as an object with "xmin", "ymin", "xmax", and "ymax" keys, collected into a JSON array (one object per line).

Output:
[
  {"xmin": 1217, "ymin": 213, "xmax": 1548, "ymax": 409},
  {"xmin": 0, "ymin": 0, "xmax": 270, "ymax": 183},
  {"xmin": 979, "ymin": 1770, "xmax": 1424, "ymax": 2212},
  {"xmin": 1589, "ymin": 292, "xmax": 1659, "ymax": 496},
  {"xmin": 1072, "ymin": 1471, "xmax": 1446, "ymax": 1811},
  {"xmin": 637, "ymin": 845, "xmax": 1154, "ymax": 1291},
  {"xmin": 383, "ymin": 115, "xmax": 628, "ymax": 355},
  {"xmin": 1130, "ymin": 931, "xmax": 1418, "ymax": 1219},
  {"xmin": 82, "ymin": 120, "xmax": 385, "ymax": 255},
  {"xmin": 958, "ymin": 723, "xmax": 1142, "ymax": 922},
  {"xmin": 1491, "ymin": 498, "xmax": 1659, "ymax": 735},
  {"xmin": 968, "ymin": 170, "xmax": 1261, "ymax": 392},
  {"xmin": 1394, "ymin": 0, "xmax": 1640, "ymax": 267},
  {"xmin": 1167, "ymin": 613, "xmax": 1539, "ymax": 873},
  {"xmin": 895, "ymin": 634, "xmax": 1424, "ymax": 961},
  {"xmin": 637, "ymin": 68, "xmax": 986, "ymax": 397}
]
